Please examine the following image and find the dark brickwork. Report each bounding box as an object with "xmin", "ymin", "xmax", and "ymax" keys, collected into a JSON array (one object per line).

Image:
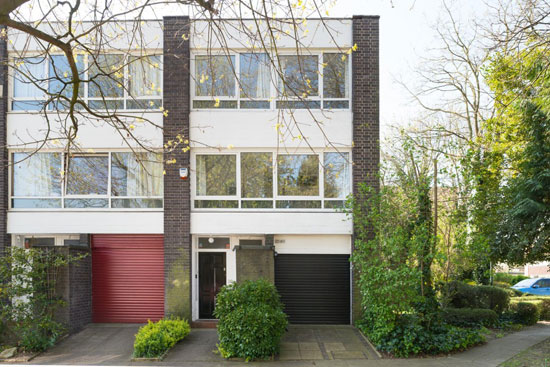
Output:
[
  {"xmin": 51, "ymin": 239, "xmax": 91, "ymax": 333},
  {"xmin": 0, "ymin": 27, "xmax": 9, "ymax": 256},
  {"xmin": 352, "ymin": 16, "xmax": 380, "ymax": 323},
  {"xmin": 67, "ymin": 237, "xmax": 92, "ymax": 332},
  {"xmin": 163, "ymin": 16, "xmax": 192, "ymax": 319}
]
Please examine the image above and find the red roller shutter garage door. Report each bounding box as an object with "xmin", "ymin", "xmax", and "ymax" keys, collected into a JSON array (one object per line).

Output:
[{"xmin": 92, "ymin": 234, "xmax": 164, "ymax": 323}]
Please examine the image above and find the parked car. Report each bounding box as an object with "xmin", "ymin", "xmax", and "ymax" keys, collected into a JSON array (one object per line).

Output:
[{"xmin": 512, "ymin": 278, "xmax": 550, "ymax": 295}]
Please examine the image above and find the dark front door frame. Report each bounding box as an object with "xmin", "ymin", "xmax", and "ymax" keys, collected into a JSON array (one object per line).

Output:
[{"xmin": 198, "ymin": 251, "xmax": 227, "ymax": 319}]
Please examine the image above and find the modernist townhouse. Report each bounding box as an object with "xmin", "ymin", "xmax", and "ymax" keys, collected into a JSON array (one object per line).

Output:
[{"xmin": 0, "ymin": 16, "xmax": 379, "ymax": 332}]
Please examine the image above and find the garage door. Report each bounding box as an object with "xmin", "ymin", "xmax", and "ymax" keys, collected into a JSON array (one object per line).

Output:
[
  {"xmin": 92, "ymin": 234, "xmax": 164, "ymax": 323},
  {"xmin": 275, "ymin": 254, "xmax": 350, "ymax": 324}
]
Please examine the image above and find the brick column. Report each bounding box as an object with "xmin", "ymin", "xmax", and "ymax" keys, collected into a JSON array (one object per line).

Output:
[
  {"xmin": 0, "ymin": 27, "xmax": 10, "ymax": 256},
  {"xmin": 163, "ymin": 16, "xmax": 192, "ymax": 320},
  {"xmin": 351, "ymin": 16, "xmax": 380, "ymax": 323}
]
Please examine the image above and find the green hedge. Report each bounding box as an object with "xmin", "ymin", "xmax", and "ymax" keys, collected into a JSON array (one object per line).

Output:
[
  {"xmin": 493, "ymin": 273, "xmax": 529, "ymax": 286},
  {"xmin": 442, "ymin": 281, "xmax": 510, "ymax": 313},
  {"xmin": 510, "ymin": 297, "xmax": 550, "ymax": 321},
  {"xmin": 359, "ymin": 315, "xmax": 485, "ymax": 358},
  {"xmin": 507, "ymin": 302, "xmax": 540, "ymax": 326},
  {"xmin": 214, "ymin": 279, "xmax": 288, "ymax": 361},
  {"xmin": 440, "ymin": 308, "xmax": 498, "ymax": 327},
  {"xmin": 133, "ymin": 318, "xmax": 190, "ymax": 358}
]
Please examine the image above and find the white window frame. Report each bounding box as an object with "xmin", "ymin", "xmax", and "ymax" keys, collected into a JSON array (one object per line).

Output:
[
  {"xmin": 191, "ymin": 149, "xmax": 352, "ymax": 211},
  {"xmin": 9, "ymin": 150, "xmax": 164, "ymax": 211},
  {"xmin": 190, "ymin": 50, "xmax": 351, "ymax": 111},
  {"xmin": 8, "ymin": 51, "xmax": 163, "ymax": 113}
]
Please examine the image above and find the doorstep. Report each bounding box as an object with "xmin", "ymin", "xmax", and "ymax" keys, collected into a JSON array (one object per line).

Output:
[{"xmin": 191, "ymin": 319, "xmax": 218, "ymax": 328}]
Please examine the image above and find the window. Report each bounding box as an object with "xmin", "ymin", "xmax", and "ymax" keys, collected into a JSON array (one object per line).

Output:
[
  {"xmin": 277, "ymin": 55, "xmax": 320, "ymax": 109},
  {"xmin": 11, "ymin": 152, "xmax": 163, "ymax": 209},
  {"xmin": 11, "ymin": 54, "xmax": 162, "ymax": 111},
  {"xmin": 194, "ymin": 55, "xmax": 236, "ymax": 109},
  {"xmin": 12, "ymin": 152, "xmax": 62, "ymax": 208},
  {"xmin": 111, "ymin": 152, "xmax": 163, "ymax": 208},
  {"xmin": 239, "ymin": 53, "xmax": 271, "ymax": 109},
  {"xmin": 198, "ymin": 237, "xmax": 230, "ymax": 249},
  {"xmin": 277, "ymin": 155, "xmax": 319, "ymax": 196},
  {"xmin": 12, "ymin": 57, "xmax": 47, "ymax": 110},
  {"xmin": 127, "ymin": 55, "xmax": 162, "ymax": 109},
  {"xmin": 241, "ymin": 152, "xmax": 273, "ymax": 208},
  {"xmin": 66, "ymin": 155, "xmax": 109, "ymax": 208},
  {"xmin": 195, "ymin": 155, "xmax": 237, "ymax": 208},
  {"xmin": 323, "ymin": 53, "xmax": 349, "ymax": 109},
  {"xmin": 192, "ymin": 52, "xmax": 350, "ymax": 110},
  {"xmin": 193, "ymin": 151, "xmax": 350, "ymax": 210},
  {"xmin": 323, "ymin": 152, "xmax": 350, "ymax": 208}
]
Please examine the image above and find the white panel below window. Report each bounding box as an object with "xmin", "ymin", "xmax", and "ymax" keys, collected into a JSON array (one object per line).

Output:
[
  {"xmin": 274, "ymin": 234, "xmax": 352, "ymax": 255},
  {"xmin": 8, "ymin": 211, "xmax": 163, "ymax": 234},
  {"xmin": 191, "ymin": 212, "xmax": 352, "ymax": 235}
]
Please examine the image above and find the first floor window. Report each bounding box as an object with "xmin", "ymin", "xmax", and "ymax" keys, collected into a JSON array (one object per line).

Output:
[
  {"xmin": 111, "ymin": 152, "xmax": 163, "ymax": 208},
  {"xmin": 12, "ymin": 152, "xmax": 62, "ymax": 208},
  {"xmin": 66, "ymin": 154, "xmax": 109, "ymax": 208},
  {"xmin": 196, "ymin": 154, "xmax": 237, "ymax": 196},
  {"xmin": 11, "ymin": 151, "xmax": 163, "ymax": 209},
  {"xmin": 324, "ymin": 152, "xmax": 350, "ymax": 198},
  {"xmin": 277, "ymin": 154, "xmax": 319, "ymax": 196}
]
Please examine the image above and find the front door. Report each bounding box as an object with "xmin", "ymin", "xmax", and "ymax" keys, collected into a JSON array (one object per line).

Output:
[{"xmin": 199, "ymin": 252, "xmax": 226, "ymax": 319}]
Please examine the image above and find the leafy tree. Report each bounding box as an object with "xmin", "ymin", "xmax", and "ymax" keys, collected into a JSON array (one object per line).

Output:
[{"xmin": 484, "ymin": 47, "xmax": 550, "ymax": 264}]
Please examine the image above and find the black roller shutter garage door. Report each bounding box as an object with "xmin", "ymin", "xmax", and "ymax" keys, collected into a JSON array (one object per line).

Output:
[{"xmin": 275, "ymin": 254, "xmax": 350, "ymax": 324}]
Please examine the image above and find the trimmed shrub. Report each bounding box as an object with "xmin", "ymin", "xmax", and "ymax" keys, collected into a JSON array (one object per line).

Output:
[
  {"xmin": 133, "ymin": 318, "xmax": 190, "ymax": 358},
  {"xmin": 507, "ymin": 302, "xmax": 540, "ymax": 326},
  {"xmin": 214, "ymin": 279, "xmax": 288, "ymax": 361},
  {"xmin": 440, "ymin": 308, "xmax": 498, "ymax": 327},
  {"xmin": 494, "ymin": 273, "xmax": 530, "ymax": 286},
  {"xmin": 359, "ymin": 315, "xmax": 485, "ymax": 358},
  {"xmin": 510, "ymin": 297, "xmax": 550, "ymax": 321},
  {"xmin": 442, "ymin": 281, "xmax": 510, "ymax": 314}
]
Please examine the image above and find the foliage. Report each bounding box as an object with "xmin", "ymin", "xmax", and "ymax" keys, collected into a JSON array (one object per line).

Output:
[
  {"xmin": 441, "ymin": 281, "xmax": 509, "ymax": 314},
  {"xmin": 493, "ymin": 273, "xmax": 530, "ymax": 286},
  {"xmin": 357, "ymin": 315, "xmax": 485, "ymax": 358},
  {"xmin": 133, "ymin": 318, "xmax": 190, "ymax": 358},
  {"xmin": 483, "ymin": 47, "xmax": 550, "ymax": 264},
  {"xmin": 0, "ymin": 247, "xmax": 86, "ymax": 352},
  {"xmin": 440, "ymin": 308, "xmax": 498, "ymax": 328},
  {"xmin": 510, "ymin": 297, "xmax": 550, "ymax": 321},
  {"xmin": 506, "ymin": 302, "xmax": 540, "ymax": 326},
  {"xmin": 214, "ymin": 279, "xmax": 287, "ymax": 361}
]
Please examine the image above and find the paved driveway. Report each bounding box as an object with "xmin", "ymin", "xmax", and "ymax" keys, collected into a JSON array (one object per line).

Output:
[
  {"xmin": 25, "ymin": 322, "xmax": 550, "ymax": 367},
  {"xmin": 29, "ymin": 324, "xmax": 377, "ymax": 365}
]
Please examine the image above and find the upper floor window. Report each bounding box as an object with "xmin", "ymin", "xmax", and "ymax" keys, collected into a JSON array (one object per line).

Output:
[
  {"xmin": 11, "ymin": 151, "xmax": 163, "ymax": 209},
  {"xmin": 193, "ymin": 151, "xmax": 350, "ymax": 210},
  {"xmin": 192, "ymin": 52, "xmax": 349, "ymax": 110},
  {"xmin": 11, "ymin": 54, "xmax": 162, "ymax": 111}
]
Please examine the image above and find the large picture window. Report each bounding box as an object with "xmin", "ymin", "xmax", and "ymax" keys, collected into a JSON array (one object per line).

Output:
[
  {"xmin": 111, "ymin": 152, "xmax": 163, "ymax": 208},
  {"xmin": 195, "ymin": 155, "xmax": 237, "ymax": 208},
  {"xmin": 10, "ymin": 151, "xmax": 163, "ymax": 209},
  {"xmin": 11, "ymin": 54, "xmax": 162, "ymax": 111},
  {"xmin": 192, "ymin": 52, "xmax": 349, "ymax": 110},
  {"xmin": 193, "ymin": 151, "xmax": 350, "ymax": 210},
  {"xmin": 12, "ymin": 152, "xmax": 62, "ymax": 208}
]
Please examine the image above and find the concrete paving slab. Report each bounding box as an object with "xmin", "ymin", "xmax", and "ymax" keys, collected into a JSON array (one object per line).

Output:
[
  {"xmin": 324, "ymin": 342, "xmax": 346, "ymax": 351},
  {"xmin": 332, "ymin": 350, "xmax": 367, "ymax": 359},
  {"xmin": 299, "ymin": 350, "xmax": 324, "ymax": 360}
]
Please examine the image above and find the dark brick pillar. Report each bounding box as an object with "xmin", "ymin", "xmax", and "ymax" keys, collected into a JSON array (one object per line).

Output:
[
  {"xmin": 52, "ymin": 239, "xmax": 91, "ymax": 333},
  {"xmin": 163, "ymin": 16, "xmax": 192, "ymax": 320},
  {"xmin": 351, "ymin": 16, "xmax": 380, "ymax": 323},
  {"xmin": 67, "ymin": 237, "xmax": 92, "ymax": 332},
  {"xmin": 0, "ymin": 26, "xmax": 9, "ymax": 256}
]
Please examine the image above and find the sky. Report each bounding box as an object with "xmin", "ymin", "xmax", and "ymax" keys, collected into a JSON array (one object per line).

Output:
[{"xmin": 325, "ymin": 0, "xmax": 490, "ymax": 137}]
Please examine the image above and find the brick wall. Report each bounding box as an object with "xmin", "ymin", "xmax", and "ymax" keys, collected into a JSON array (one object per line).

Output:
[
  {"xmin": 67, "ymin": 237, "xmax": 92, "ymax": 332},
  {"xmin": 0, "ymin": 27, "xmax": 9, "ymax": 256},
  {"xmin": 352, "ymin": 16, "xmax": 380, "ymax": 323},
  {"xmin": 163, "ymin": 16, "xmax": 192, "ymax": 320}
]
